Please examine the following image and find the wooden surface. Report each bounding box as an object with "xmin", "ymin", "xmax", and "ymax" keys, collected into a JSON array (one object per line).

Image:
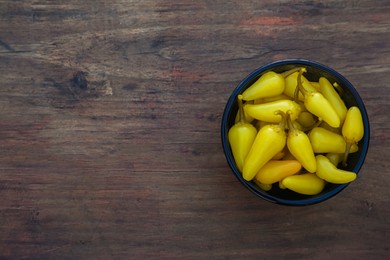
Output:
[{"xmin": 1, "ymin": 1, "xmax": 389, "ymax": 259}]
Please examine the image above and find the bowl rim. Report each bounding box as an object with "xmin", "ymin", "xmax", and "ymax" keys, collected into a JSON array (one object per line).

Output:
[{"xmin": 221, "ymin": 59, "xmax": 370, "ymax": 206}]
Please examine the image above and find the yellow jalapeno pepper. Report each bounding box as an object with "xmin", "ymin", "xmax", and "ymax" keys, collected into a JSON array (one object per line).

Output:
[
  {"xmin": 296, "ymin": 111, "xmax": 317, "ymax": 129},
  {"xmin": 316, "ymin": 155, "xmax": 357, "ymax": 184},
  {"xmin": 342, "ymin": 106, "xmax": 364, "ymax": 166},
  {"xmin": 281, "ymin": 173, "xmax": 325, "ymax": 195},
  {"xmin": 228, "ymin": 95, "xmax": 257, "ymax": 172},
  {"xmin": 244, "ymin": 99, "xmax": 301, "ymax": 123},
  {"xmin": 308, "ymin": 127, "xmax": 346, "ymax": 153},
  {"xmin": 255, "ymin": 160, "xmax": 302, "ymax": 184},
  {"xmin": 242, "ymin": 67, "xmax": 302, "ymax": 101},
  {"xmin": 319, "ymin": 77, "xmax": 348, "ymax": 123},
  {"xmin": 286, "ymin": 112, "xmax": 317, "ymax": 173},
  {"xmin": 242, "ymin": 112, "xmax": 287, "ymax": 181},
  {"xmin": 296, "ymin": 69, "xmax": 341, "ymax": 128}
]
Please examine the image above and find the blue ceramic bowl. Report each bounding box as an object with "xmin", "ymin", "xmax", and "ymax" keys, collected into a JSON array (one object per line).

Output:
[{"xmin": 221, "ymin": 59, "xmax": 370, "ymax": 206}]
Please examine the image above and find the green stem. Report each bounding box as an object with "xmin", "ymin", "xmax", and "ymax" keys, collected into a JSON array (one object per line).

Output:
[
  {"xmin": 333, "ymin": 82, "xmax": 345, "ymax": 97},
  {"xmin": 280, "ymin": 67, "xmax": 305, "ymax": 78},
  {"xmin": 342, "ymin": 142, "xmax": 353, "ymax": 167},
  {"xmin": 275, "ymin": 110, "xmax": 287, "ymax": 130},
  {"xmin": 237, "ymin": 94, "xmax": 246, "ymax": 124},
  {"xmin": 294, "ymin": 81, "xmax": 301, "ymax": 102},
  {"xmin": 294, "ymin": 68, "xmax": 307, "ymax": 103},
  {"xmin": 286, "ymin": 111, "xmax": 295, "ymax": 132}
]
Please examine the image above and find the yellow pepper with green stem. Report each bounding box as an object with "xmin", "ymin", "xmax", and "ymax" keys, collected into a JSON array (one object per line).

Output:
[
  {"xmin": 316, "ymin": 155, "xmax": 357, "ymax": 184},
  {"xmin": 244, "ymin": 99, "xmax": 301, "ymax": 123},
  {"xmin": 242, "ymin": 111, "xmax": 287, "ymax": 181},
  {"xmin": 342, "ymin": 106, "xmax": 364, "ymax": 166},
  {"xmin": 242, "ymin": 67, "xmax": 303, "ymax": 101},
  {"xmin": 308, "ymin": 127, "xmax": 346, "ymax": 153},
  {"xmin": 228, "ymin": 95, "xmax": 257, "ymax": 172},
  {"xmin": 286, "ymin": 112, "xmax": 317, "ymax": 173},
  {"xmin": 319, "ymin": 77, "xmax": 348, "ymax": 123}
]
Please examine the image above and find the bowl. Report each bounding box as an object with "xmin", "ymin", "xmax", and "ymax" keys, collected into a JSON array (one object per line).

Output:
[{"xmin": 221, "ymin": 59, "xmax": 370, "ymax": 206}]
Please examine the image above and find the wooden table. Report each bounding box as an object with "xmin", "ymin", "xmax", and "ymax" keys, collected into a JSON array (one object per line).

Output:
[{"xmin": 1, "ymin": 1, "xmax": 389, "ymax": 259}]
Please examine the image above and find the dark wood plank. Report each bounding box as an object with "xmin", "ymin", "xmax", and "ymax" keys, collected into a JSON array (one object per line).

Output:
[{"xmin": 1, "ymin": 0, "xmax": 389, "ymax": 259}]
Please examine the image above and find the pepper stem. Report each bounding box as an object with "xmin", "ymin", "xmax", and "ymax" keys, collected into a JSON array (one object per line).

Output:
[
  {"xmin": 293, "ymin": 68, "xmax": 310, "ymax": 103},
  {"xmin": 294, "ymin": 82, "xmax": 301, "ymax": 103},
  {"xmin": 342, "ymin": 142, "xmax": 353, "ymax": 167},
  {"xmin": 295, "ymin": 68, "xmax": 308, "ymax": 101},
  {"xmin": 275, "ymin": 110, "xmax": 287, "ymax": 130},
  {"xmin": 237, "ymin": 94, "xmax": 246, "ymax": 124},
  {"xmin": 333, "ymin": 82, "xmax": 345, "ymax": 97},
  {"xmin": 280, "ymin": 67, "xmax": 305, "ymax": 78},
  {"xmin": 286, "ymin": 111, "xmax": 296, "ymax": 132}
]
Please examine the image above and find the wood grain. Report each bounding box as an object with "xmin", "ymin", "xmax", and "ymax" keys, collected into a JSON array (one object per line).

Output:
[{"xmin": 1, "ymin": 0, "xmax": 389, "ymax": 259}]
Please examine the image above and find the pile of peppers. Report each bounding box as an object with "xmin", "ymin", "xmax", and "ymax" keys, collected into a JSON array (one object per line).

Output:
[{"xmin": 228, "ymin": 67, "xmax": 364, "ymax": 195}]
